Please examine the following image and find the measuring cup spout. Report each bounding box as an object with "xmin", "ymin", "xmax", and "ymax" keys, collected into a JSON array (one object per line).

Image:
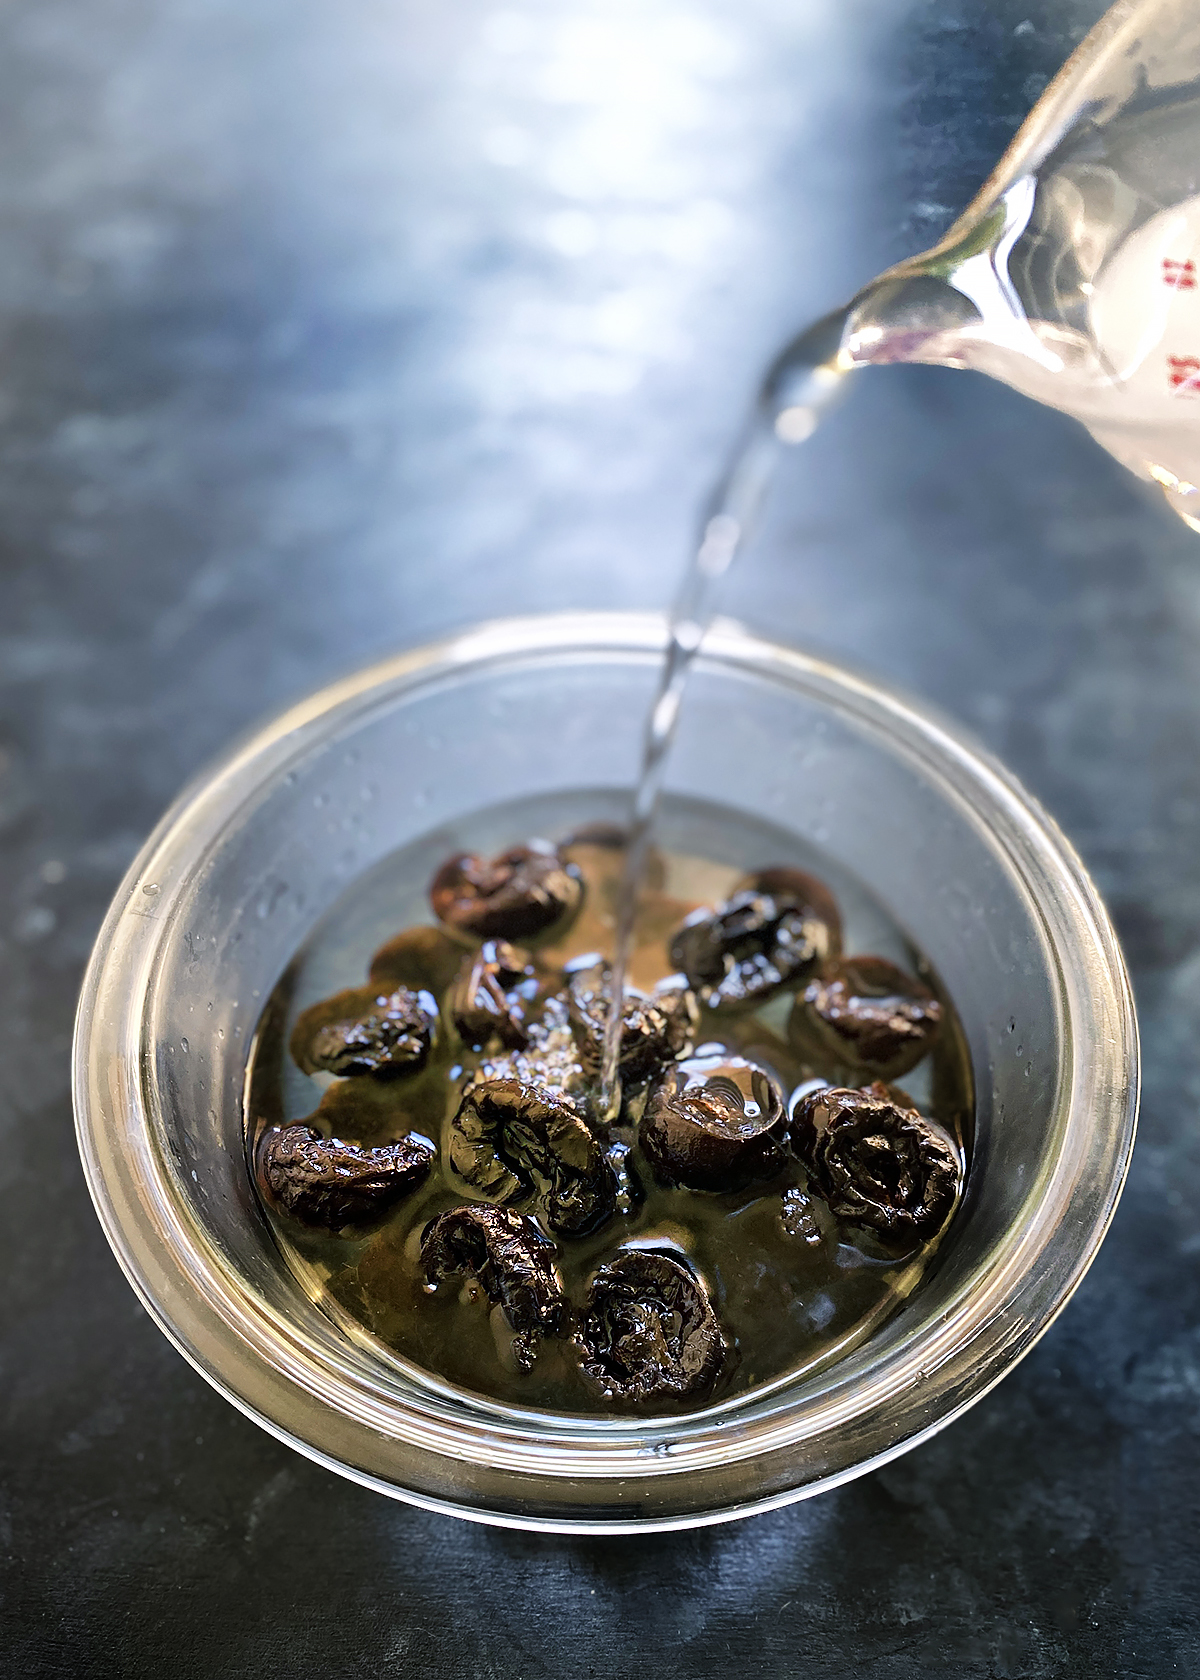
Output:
[{"xmin": 764, "ymin": 0, "xmax": 1200, "ymax": 527}]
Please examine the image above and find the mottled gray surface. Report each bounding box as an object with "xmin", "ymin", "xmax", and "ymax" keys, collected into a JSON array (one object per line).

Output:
[{"xmin": 2, "ymin": 0, "xmax": 1199, "ymax": 1674}]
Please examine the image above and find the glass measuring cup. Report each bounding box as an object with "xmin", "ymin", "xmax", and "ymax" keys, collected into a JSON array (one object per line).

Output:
[{"xmin": 766, "ymin": 0, "xmax": 1200, "ymax": 529}]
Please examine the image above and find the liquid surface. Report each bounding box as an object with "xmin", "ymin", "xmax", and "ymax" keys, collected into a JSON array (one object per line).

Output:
[{"xmin": 246, "ymin": 790, "xmax": 973, "ymax": 1418}]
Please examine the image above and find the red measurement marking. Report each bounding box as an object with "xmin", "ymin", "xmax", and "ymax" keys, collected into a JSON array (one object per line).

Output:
[
  {"xmin": 1163, "ymin": 258, "xmax": 1197, "ymax": 290},
  {"xmin": 1168, "ymin": 355, "xmax": 1200, "ymax": 393}
]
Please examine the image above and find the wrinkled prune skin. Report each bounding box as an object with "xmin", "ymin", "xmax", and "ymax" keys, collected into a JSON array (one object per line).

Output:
[
  {"xmin": 576, "ymin": 1252, "xmax": 724, "ymax": 1404},
  {"xmin": 789, "ymin": 955, "xmax": 942, "ymax": 1080},
  {"xmin": 566, "ymin": 963, "xmax": 697, "ymax": 1086},
  {"xmin": 669, "ymin": 866, "xmax": 841, "ymax": 1013},
  {"xmin": 791, "ymin": 1082, "xmax": 961, "ymax": 1244},
  {"xmin": 257, "ymin": 1124, "xmax": 433, "ymax": 1228},
  {"xmin": 640, "ymin": 1054, "xmax": 788, "ymax": 1191},
  {"xmin": 368, "ymin": 924, "xmax": 465, "ymax": 997},
  {"xmin": 290, "ymin": 985, "xmax": 437, "ymax": 1079},
  {"xmin": 430, "ymin": 841, "xmax": 583, "ymax": 944},
  {"xmin": 421, "ymin": 1204, "xmax": 565, "ymax": 1371},
  {"xmin": 448, "ymin": 1077, "xmax": 616, "ymax": 1235},
  {"xmin": 449, "ymin": 940, "xmax": 541, "ymax": 1050}
]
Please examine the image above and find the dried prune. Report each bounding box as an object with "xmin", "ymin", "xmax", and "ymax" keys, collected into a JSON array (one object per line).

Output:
[
  {"xmin": 430, "ymin": 841, "xmax": 583, "ymax": 944},
  {"xmin": 448, "ymin": 1077, "xmax": 616, "ymax": 1235},
  {"xmin": 790, "ymin": 1082, "xmax": 961, "ymax": 1244},
  {"xmin": 368, "ymin": 924, "xmax": 464, "ymax": 997},
  {"xmin": 449, "ymin": 940, "xmax": 541, "ymax": 1050},
  {"xmin": 669, "ymin": 866, "xmax": 841, "ymax": 1012},
  {"xmin": 257, "ymin": 1123, "xmax": 433, "ymax": 1228},
  {"xmin": 576, "ymin": 1252, "xmax": 724, "ymax": 1404},
  {"xmin": 788, "ymin": 955, "xmax": 941, "ymax": 1079},
  {"xmin": 290, "ymin": 985, "xmax": 437, "ymax": 1079},
  {"xmin": 640, "ymin": 1054, "xmax": 788, "ymax": 1191},
  {"xmin": 567, "ymin": 962, "xmax": 697, "ymax": 1086},
  {"xmin": 421, "ymin": 1204, "xmax": 565, "ymax": 1371}
]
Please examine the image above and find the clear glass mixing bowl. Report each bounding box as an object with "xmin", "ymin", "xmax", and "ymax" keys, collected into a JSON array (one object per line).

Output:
[{"xmin": 72, "ymin": 613, "xmax": 1138, "ymax": 1532}]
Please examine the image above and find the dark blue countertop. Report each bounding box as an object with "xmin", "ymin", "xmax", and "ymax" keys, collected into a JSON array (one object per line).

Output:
[{"xmin": 3, "ymin": 1, "xmax": 1198, "ymax": 1674}]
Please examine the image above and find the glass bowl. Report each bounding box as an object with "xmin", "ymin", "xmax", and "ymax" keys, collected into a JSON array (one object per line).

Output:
[{"xmin": 73, "ymin": 612, "xmax": 1138, "ymax": 1532}]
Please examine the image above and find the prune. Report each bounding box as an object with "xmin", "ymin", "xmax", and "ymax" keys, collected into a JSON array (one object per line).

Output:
[
  {"xmin": 290, "ymin": 985, "xmax": 437, "ymax": 1079},
  {"xmin": 448, "ymin": 1077, "xmax": 616, "ymax": 1236},
  {"xmin": 640, "ymin": 1054, "xmax": 788, "ymax": 1191},
  {"xmin": 449, "ymin": 940, "xmax": 541, "ymax": 1050},
  {"xmin": 257, "ymin": 1123, "xmax": 433, "ymax": 1228},
  {"xmin": 429, "ymin": 841, "xmax": 583, "ymax": 944},
  {"xmin": 421, "ymin": 1204, "xmax": 566, "ymax": 1371},
  {"xmin": 669, "ymin": 866, "xmax": 841, "ymax": 1012},
  {"xmin": 368, "ymin": 924, "xmax": 464, "ymax": 997},
  {"xmin": 576, "ymin": 1252, "xmax": 725, "ymax": 1404},
  {"xmin": 567, "ymin": 962, "xmax": 697, "ymax": 1086},
  {"xmin": 790, "ymin": 1082, "xmax": 961, "ymax": 1244},
  {"xmin": 788, "ymin": 955, "xmax": 941, "ymax": 1079}
]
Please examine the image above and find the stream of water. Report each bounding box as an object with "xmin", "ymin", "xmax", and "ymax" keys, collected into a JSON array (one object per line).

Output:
[{"xmin": 597, "ymin": 309, "xmax": 852, "ymax": 1116}]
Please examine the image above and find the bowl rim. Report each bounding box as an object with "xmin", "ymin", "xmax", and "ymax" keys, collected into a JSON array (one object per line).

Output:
[{"xmin": 72, "ymin": 610, "xmax": 1139, "ymax": 1532}]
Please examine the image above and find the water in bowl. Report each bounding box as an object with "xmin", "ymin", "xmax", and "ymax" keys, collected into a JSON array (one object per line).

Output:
[{"xmin": 245, "ymin": 788, "xmax": 973, "ymax": 1418}]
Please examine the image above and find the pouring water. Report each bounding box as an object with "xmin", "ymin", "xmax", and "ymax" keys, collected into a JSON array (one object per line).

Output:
[{"xmin": 600, "ymin": 0, "xmax": 1200, "ymax": 1113}]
